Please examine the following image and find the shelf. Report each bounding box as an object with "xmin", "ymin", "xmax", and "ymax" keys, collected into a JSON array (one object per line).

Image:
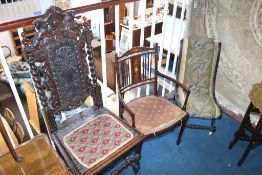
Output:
[{"xmin": 9, "ymin": 25, "xmax": 35, "ymax": 59}]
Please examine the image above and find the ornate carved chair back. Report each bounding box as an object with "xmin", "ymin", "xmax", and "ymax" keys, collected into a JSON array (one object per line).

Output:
[
  {"xmin": 176, "ymin": 37, "xmax": 221, "ymax": 132},
  {"xmin": 22, "ymin": 6, "xmax": 102, "ymax": 133}
]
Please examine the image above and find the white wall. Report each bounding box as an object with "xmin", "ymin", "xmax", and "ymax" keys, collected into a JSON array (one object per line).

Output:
[
  {"xmin": 0, "ymin": 31, "xmax": 16, "ymax": 57},
  {"xmin": 39, "ymin": 0, "xmax": 53, "ymax": 14}
]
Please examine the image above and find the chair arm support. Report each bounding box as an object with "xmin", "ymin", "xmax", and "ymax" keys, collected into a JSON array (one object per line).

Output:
[
  {"xmin": 118, "ymin": 94, "xmax": 136, "ymax": 127},
  {"xmin": 182, "ymin": 91, "xmax": 190, "ymax": 110},
  {"xmin": 158, "ymin": 71, "xmax": 190, "ymax": 110}
]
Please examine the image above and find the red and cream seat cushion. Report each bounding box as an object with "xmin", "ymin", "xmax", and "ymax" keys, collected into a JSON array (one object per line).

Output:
[
  {"xmin": 125, "ymin": 96, "xmax": 187, "ymax": 135},
  {"xmin": 63, "ymin": 114, "xmax": 133, "ymax": 169}
]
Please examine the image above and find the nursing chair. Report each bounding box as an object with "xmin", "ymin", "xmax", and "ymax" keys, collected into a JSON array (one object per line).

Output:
[
  {"xmin": 229, "ymin": 81, "xmax": 262, "ymax": 166},
  {"xmin": 115, "ymin": 44, "xmax": 190, "ymax": 144},
  {"xmin": 22, "ymin": 6, "xmax": 144, "ymax": 175},
  {"xmin": 176, "ymin": 37, "xmax": 222, "ymax": 133}
]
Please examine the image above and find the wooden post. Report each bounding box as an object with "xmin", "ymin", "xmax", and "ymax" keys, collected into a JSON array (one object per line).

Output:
[{"xmin": 0, "ymin": 115, "xmax": 23, "ymax": 162}]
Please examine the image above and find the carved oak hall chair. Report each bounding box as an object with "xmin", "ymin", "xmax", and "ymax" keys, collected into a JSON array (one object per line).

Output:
[
  {"xmin": 229, "ymin": 81, "xmax": 262, "ymax": 166},
  {"xmin": 115, "ymin": 44, "xmax": 190, "ymax": 144},
  {"xmin": 176, "ymin": 37, "xmax": 222, "ymax": 133},
  {"xmin": 22, "ymin": 6, "xmax": 144, "ymax": 175}
]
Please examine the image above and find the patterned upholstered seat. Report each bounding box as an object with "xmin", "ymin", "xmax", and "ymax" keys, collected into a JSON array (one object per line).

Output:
[
  {"xmin": 115, "ymin": 45, "xmax": 190, "ymax": 143},
  {"xmin": 63, "ymin": 114, "xmax": 133, "ymax": 168},
  {"xmin": 125, "ymin": 96, "xmax": 187, "ymax": 135}
]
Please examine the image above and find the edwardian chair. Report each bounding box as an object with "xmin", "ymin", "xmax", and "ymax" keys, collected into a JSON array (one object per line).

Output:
[
  {"xmin": 22, "ymin": 6, "xmax": 144, "ymax": 175},
  {"xmin": 229, "ymin": 81, "xmax": 262, "ymax": 166},
  {"xmin": 0, "ymin": 115, "xmax": 71, "ymax": 175},
  {"xmin": 176, "ymin": 37, "xmax": 222, "ymax": 133},
  {"xmin": 115, "ymin": 44, "xmax": 190, "ymax": 144}
]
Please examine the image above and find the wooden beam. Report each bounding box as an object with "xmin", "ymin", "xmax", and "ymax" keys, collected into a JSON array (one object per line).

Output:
[{"xmin": 0, "ymin": 0, "xmax": 139, "ymax": 32}]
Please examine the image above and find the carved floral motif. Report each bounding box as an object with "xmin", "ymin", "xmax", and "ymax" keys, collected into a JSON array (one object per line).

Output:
[{"xmin": 22, "ymin": 6, "xmax": 101, "ymax": 132}]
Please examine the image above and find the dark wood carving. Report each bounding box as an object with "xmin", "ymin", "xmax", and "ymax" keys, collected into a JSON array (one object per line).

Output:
[
  {"xmin": 111, "ymin": 142, "xmax": 142, "ymax": 175},
  {"xmin": 22, "ymin": 6, "xmax": 101, "ymax": 132}
]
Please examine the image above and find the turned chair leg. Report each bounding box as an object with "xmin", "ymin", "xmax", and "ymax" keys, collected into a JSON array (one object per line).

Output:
[
  {"xmin": 131, "ymin": 142, "xmax": 143, "ymax": 174},
  {"xmin": 177, "ymin": 114, "xmax": 189, "ymax": 145},
  {"xmin": 111, "ymin": 142, "xmax": 143, "ymax": 175},
  {"xmin": 209, "ymin": 118, "xmax": 216, "ymax": 135}
]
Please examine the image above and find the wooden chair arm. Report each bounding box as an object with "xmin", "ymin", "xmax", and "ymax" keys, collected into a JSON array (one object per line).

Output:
[
  {"xmin": 158, "ymin": 71, "xmax": 190, "ymax": 110},
  {"xmin": 118, "ymin": 94, "xmax": 136, "ymax": 127},
  {"xmin": 182, "ymin": 91, "xmax": 190, "ymax": 110},
  {"xmin": 158, "ymin": 72, "xmax": 190, "ymax": 93}
]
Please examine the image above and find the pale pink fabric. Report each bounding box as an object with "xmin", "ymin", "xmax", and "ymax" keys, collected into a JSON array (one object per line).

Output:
[{"xmin": 125, "ymin": 96, "xmax": 187, "ymax": 135}]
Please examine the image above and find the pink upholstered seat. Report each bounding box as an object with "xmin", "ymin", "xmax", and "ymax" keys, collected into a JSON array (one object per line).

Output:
[{"xmin": 125, "ymin": 96, "xmax": 187, "ymax": 135}]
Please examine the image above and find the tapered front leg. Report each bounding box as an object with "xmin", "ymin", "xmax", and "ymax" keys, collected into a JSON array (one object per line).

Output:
[{"xmin": 177, "ymin": 114, "xmax": 189, "ymax": 145}]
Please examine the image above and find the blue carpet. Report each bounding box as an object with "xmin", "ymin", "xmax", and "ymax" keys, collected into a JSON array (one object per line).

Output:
[{"xmin": 103, "ymin": 114, "xmax": 262, "ymax": 175}]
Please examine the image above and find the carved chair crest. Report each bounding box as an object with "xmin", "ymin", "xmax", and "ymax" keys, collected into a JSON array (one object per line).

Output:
[{"xmin": 22, "ymin": 6, "xmax": 100, "ymax": 131}]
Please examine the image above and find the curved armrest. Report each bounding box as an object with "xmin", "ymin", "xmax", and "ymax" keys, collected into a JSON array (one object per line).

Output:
[
  {"xmin": 158, "ymin": 71, "xmax": 190, "ymax": 110},
  {"xmin": 118, "ymin": 94, "xmax": 136, "ymax": 127}
]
